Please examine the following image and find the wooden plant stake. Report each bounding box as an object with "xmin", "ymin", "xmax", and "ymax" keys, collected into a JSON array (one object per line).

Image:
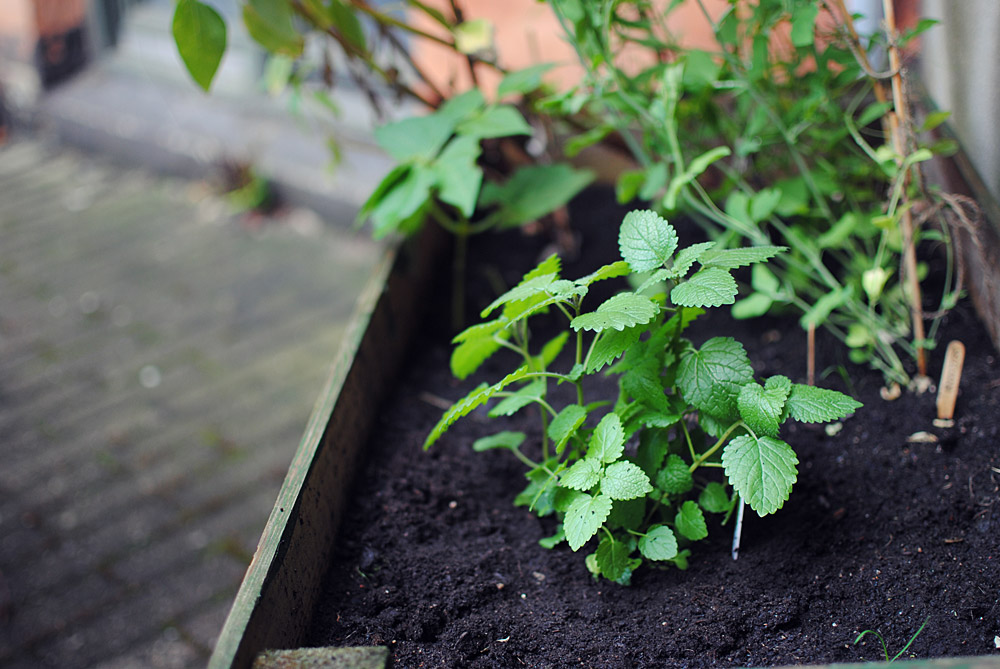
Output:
[
  {"xmin": 827, "ymin": 0, "xmax": 929, "ymax": 378},
  {"xmin": 882, "ymin": 0, "xmax": 928, "ymax": 378},
  {"xmin": 731, "ymin": 498, "xmax": 745, "ymax": 561},
  {"xmin": 935, "ymin": 340, "xmax": 965, "ymax": 424}
]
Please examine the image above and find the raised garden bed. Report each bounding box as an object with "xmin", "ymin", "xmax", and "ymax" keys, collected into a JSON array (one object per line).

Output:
[{"xmin": 211, "ymin": 161, "xmax": 1000, "ymax": 669}]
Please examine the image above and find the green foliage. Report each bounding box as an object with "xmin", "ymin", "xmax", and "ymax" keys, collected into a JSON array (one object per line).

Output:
[
  {"xmin": 544, "ymin": 0, "xmax": 960, "ymax": 386},
  {"xmin": 854, "ymin": 617, "xmax": 930, "ymax": 663},
  {"xmin": 172, "ymin": 0, "xmax": 226, "ymax": 92},
  {"xmin": 426, "ymin": 210, "xmax": 860, "ymax": 581}
]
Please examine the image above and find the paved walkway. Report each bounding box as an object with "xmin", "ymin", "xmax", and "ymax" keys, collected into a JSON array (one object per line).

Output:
[{"xmin": 0, "ymin": 137, "xmax": 382, "ymax": 667}]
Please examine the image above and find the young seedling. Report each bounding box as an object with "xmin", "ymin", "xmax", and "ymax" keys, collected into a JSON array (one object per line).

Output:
[
  {"xmin": 425, "ymin": 210, "xmax": 862, "ymax": 582},
  {"xmin": 854, "ymin": 616, "xmax": 930, "ymax": 663}
]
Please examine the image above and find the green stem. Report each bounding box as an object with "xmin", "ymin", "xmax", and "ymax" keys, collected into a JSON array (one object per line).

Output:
[
  {"xmin": 509, "ymin": 446, "xmax": 540, "ymax": 470},
  {"xmin": 690, "ymin": 421, "xmax": 745, "ymax": 472}
]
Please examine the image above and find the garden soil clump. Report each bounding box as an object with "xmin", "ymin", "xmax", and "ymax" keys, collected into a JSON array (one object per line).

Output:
[{"xmin": 308, "ymin": 190, "xmax": 1000, "ymax": 667}]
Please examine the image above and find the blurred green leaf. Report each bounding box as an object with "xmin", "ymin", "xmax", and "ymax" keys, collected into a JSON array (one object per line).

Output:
[
  {"xmin": 498, "ymin": 63, "xmax": 556, "ymax": 98},
  {"xmin": 481, "ymin": 164, "xmax": 594, "ymax": 228},
  {"xmin": 172, "ymin": 0, "xmax": 227, "ymax": 92},
  {"xmin": 243, "ymin": 0, "xmax": 305, "ymax": 56}
]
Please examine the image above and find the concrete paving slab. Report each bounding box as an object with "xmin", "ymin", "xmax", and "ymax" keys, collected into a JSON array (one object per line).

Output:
[{"xmin": 0, "ymin": 137, "xmax": 384, "ymax": 667}]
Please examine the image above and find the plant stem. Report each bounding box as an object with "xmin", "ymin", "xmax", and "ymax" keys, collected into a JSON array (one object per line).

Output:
[{"xmin": 689, "ymin": 421, "xmax": 744, "ymax": 472}]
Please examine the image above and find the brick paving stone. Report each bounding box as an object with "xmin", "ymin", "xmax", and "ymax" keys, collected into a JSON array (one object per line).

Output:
[
  {"xmin": 39, "ymin": 554, "xmax": 247, "ymax": 667},
  {"xmin": 178, "ymin": 582, "xmax": 240, "ymax": 647},
  {"xmin": 0, "ymin": 137, "xmax": 381, "ymax": 667},
  {"xmin": 90, "ymin": 630, "xmax": 203, "ymax": 669}
]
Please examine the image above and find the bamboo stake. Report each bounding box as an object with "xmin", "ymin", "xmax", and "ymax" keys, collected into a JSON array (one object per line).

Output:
[
  {"xmin": 882, "ymin": 0, "xmax": 928, "ymax": 379},
  {"xmin": 827, "ymin": 0, "xmax": 929, "ymax": 381}
]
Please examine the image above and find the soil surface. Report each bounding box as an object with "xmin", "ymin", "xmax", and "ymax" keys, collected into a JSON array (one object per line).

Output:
[{"xmin": 308, "ymin": 189, "xmax": 1000, "ymax": 667}]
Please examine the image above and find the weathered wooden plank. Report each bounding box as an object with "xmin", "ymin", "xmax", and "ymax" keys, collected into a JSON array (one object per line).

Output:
[
  {"xmin": 921, "ymin": 109, "xmax": 1000, "ymax": 355},
  {"xmin": 209, "ymin": 224, "xmax": 447, "ymax": 669}
]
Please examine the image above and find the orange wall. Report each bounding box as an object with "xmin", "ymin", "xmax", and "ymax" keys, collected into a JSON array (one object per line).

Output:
[
  {"xmin": 410, "ymin": 0, "xmax": 730, "ymax": 98},
  {"xmin": 0, "ymin": 0, "xmax": 86, "ymax": 58}
]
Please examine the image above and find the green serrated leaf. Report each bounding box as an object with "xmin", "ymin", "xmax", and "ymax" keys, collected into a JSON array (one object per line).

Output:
[
  {"xmin": 723, "ymin": 435, "xmax": 798, "ymax": 516},
  {"xmin": 635, "ymin": 269, "xmax": 671, "ymax": 295},
  {"xmin": 639, "ymin": 524, "xmax": 678, "ymax": 560},
  {"xmin": 515, "ymin": 466, "xmax": 559, "ymax": 515},
  {"xmin": 736, "ymin": 381, "xmax": 787, "ymax": 438},
  {"xmin": 564, "ymin": 494, "xmax": 613, "ymax": 550},
  {"xmin": 700, "ymin": 245, "xmax": 786, "ymax": 270},
  {"xmin": 451, "ymin": 318, "xmax": 508, "ymax": 380},
  {"xmin": 785, "ymin": 384, "xmax": 862, "ymax": 423},
  {"xmin": 596, "ymin": 536, "xmax": 630, "ymax": 581},
  {"xmin": 586, "ymin": 325, "xmax": 643, "ymax": 373},
  {"xmin": 622, "ymin": 361, "xmax": 670, "ymax": 413},
  {"xmin": 172, "ymin": 0, "xmax": 227, "ymax": 92},
  {"xmin": 506, "ymin": 281, "xmax": 586, "ymax": 324},
  {"xmin": 675, "ymin": 500, "xmax": 709, "ymax": 540},
  {"xmin": 571, "ymin": 293, "xmax": 658, "ymax": 333},
  {"xmin": 553, "ymin": 486, "xmax": 584, "ymax": 513},
  {"xmin": 656, "ymin": 454, "xmax": 693, "ymax": 495},
  {"xmin": 669, "ymin": 242, "xmax": 716, "ymax": 279},
  {"xmin": 670, "ymin": 267, "xmax": 738, "ymax": 308},
  {"xmin": 576, "ymin": 261, "xmax": 631, "ymax": 287},
  {"xmin": 548, "ymin": 404, "xmax": 587, "ymax": 454},
  {"xmin": 618, "ymin": 210, "xmax": 678, "ymax": 272},
  {"xmin": 424, "ymin": 366, "xmax": 529, "ymax": 448},
  {"xmin": 698, "ymin": 481, "xmax": 731, "ymax": 513},
  {"xmin": 765, "ymin": 375, "xmax": 792, "ymax": 397},
  {"xmin": 607, "ymin": 496, "xmax": 645, "ymax": 530},
  {"xmin": 489, "ymin": 378, "xmax": 546, "ymax": 417},
  {"xmin": 601, "ymin": 461, "xmax": 653, "ymax": 501},
  {"xmin": 561, "ymin": 458, "xmax": 602, "ymax": 491},
  {"xmin": 677, "ymin": 337, "xmax": 754, "ymax": 422},
  {"xmin": 481, "ymin": 273, "xmax": 558, "ymax": 318},
  {"xmin": 588, "ymin": 413, "xmax": 625, "ymax": 464},
  {"xmin": 472, "ymin": 431, "xmax": 526, "ymax": 452},
  {"xmin": 637, "ymin": 429, "xmax": 669, "ymax": 478}
]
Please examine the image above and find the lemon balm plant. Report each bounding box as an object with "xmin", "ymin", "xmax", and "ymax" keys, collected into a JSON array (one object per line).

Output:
[{"xmin": 424, "ymin": 210, "xmax": 861, "ymax": 582}]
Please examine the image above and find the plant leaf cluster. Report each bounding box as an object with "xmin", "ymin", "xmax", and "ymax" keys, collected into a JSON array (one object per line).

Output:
[
  {"xmin": 544, "ymin": 0, "xmax": 961, "ymax": 386},
  {"xmin": 426, "ymin": 210, "xmax": 861, "ymax": 582}
]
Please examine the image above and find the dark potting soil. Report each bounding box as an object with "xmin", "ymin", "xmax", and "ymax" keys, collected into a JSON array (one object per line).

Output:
[{"xmin": 307, "ymin": 190, "xmax": 1000, "ymax": 667}]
